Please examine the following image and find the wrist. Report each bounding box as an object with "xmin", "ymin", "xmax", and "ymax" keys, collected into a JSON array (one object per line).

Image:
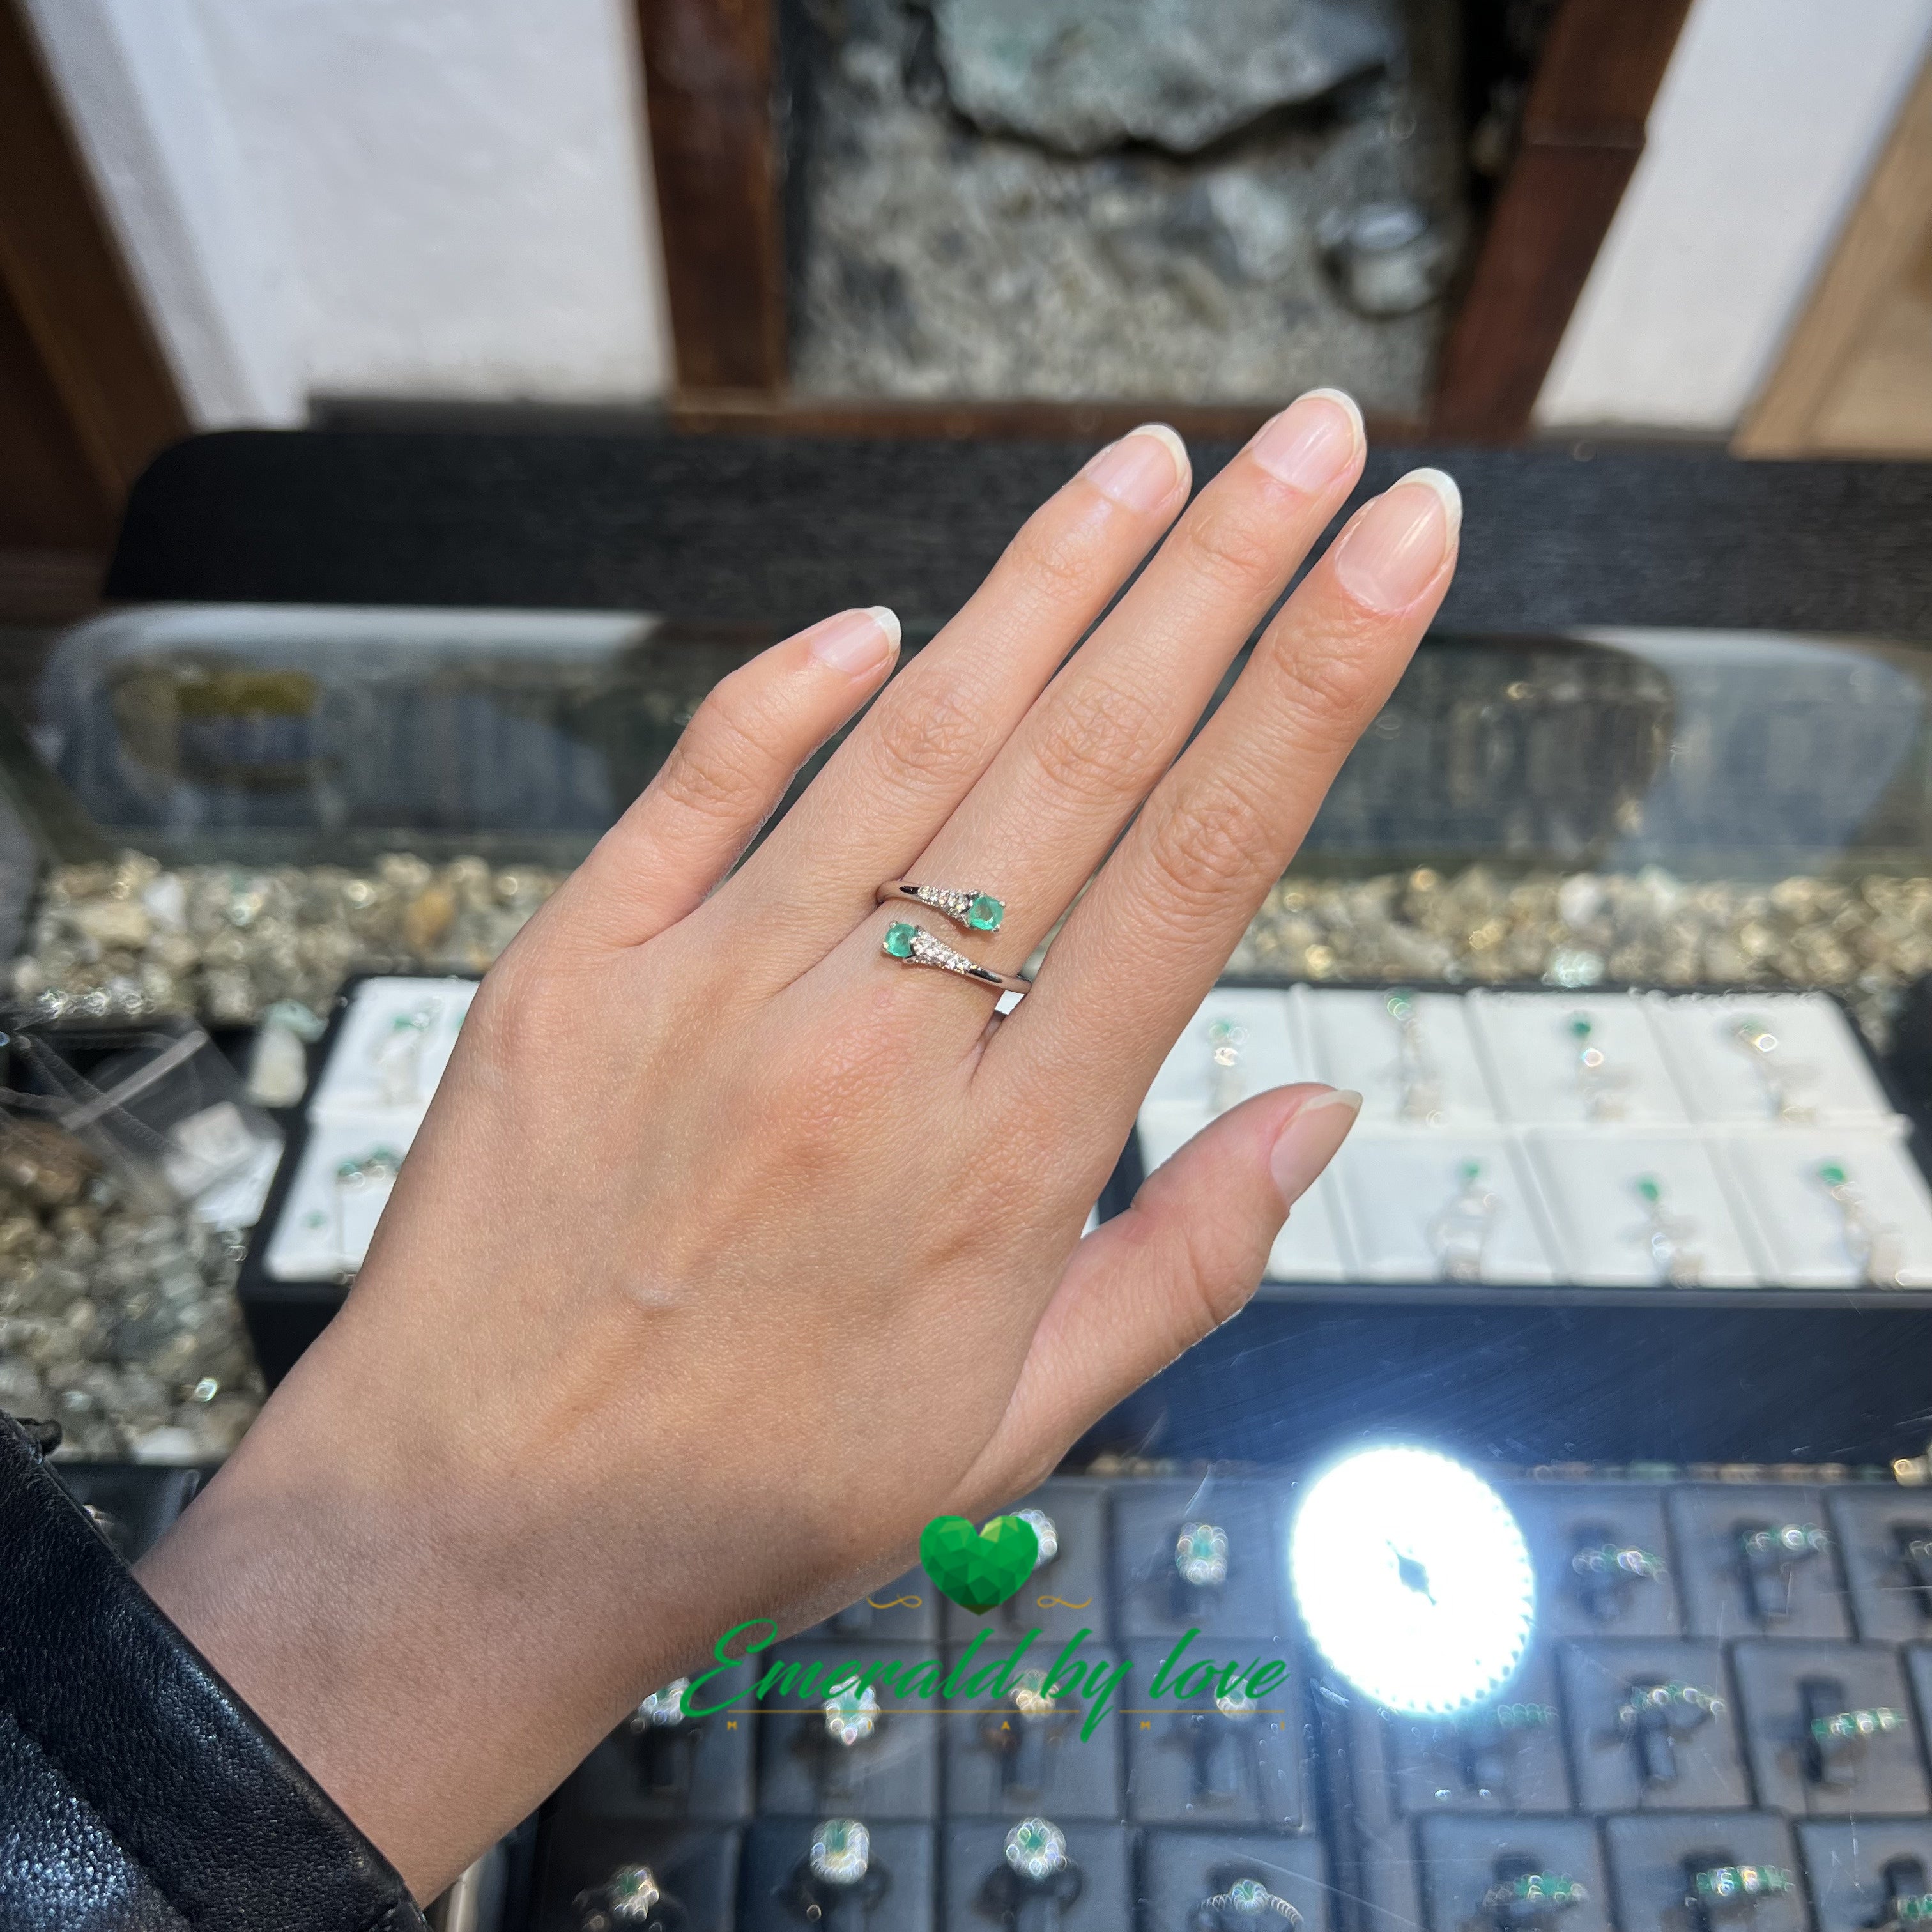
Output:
[{"xmin": 134, "ymin": 1322, "xmax": 659, "ymax": 1899}]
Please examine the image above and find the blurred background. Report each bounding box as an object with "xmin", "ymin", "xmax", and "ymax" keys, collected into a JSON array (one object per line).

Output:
[{"xmin": 3, "ymin": 0, "xmax": 1931, "ymax": 622}]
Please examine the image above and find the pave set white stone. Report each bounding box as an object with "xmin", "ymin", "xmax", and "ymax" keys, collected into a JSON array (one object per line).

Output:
[{"xmin": 879, "ymin": 883, "xmax": 1031, "ymax": 995}]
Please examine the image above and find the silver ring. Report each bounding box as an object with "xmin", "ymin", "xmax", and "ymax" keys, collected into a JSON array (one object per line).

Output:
[
  {"xmin": 1010, "ymin": 1669, "xmax": 1057, "ymax": 1719},
  {"xmin": 1571, "ymin": 1542, "xmax": 1663, "ymax": 1582},
  {"xmin": 824, "ymin": 1682, "xmax": 881, "ymax": 1747},
  {"xmin": 1016, "ymin": 1507, "xmax": 1059, "ymax": 1567},
  {"xmin": 1004, "ymin": 1817, "xmax": 1068, "ymax": 1883},
  {"xmin": 335, "ymin": 1146, "xmax": 403, "ymax": 1188},
  {"xmin": 1206, "ymin": 1878, "xmax": 1302, "ymax": 1922},
  {"xmin": 1482, "ymin": 1873, "xmax": 1586, "ymax": 1915},
  {"xmin": 1177, "ymin": 1521, "xmax": 1230, "ymax": 1589},
  {"xmin": 877, "ymin": 880, "xmax": 1005, "ymax": 933},
  {"xmin": 630, "ymin": 1678, "xmax": 690, "ymax": 1730},
  {"xmin": 810, "ymin": 1818, "xmax": 871, "ymax": 1885},
  {"xmin": 1742, "ymin": 1522, "xmax": 1827, "ymax": 1558},
  {"xmin": 881, "ymin": 919, "xmax": 1030, "ymax": 994},
  {"xmin": 1689, "ymin": 1866, "xmax": 1793, "ymax": 1906},
  {"xmin": 1618, "ymin": 1681, "xmax": 1724, "ymax": 1731},
  {"xmin": 606, "ymin": 1866, "xmax": 662, "ymax": 1923},
  {"xmin": 1811, "ymin": 1705, "xmax": 1901, "ymax": 1742}
]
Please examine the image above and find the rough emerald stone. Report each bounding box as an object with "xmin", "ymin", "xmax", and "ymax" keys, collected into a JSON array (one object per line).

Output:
[
  {"xmin": 884, "ymin": 921, "xmax": 917, "ymax": 958},
  {"xmin": 967, "ymin": 893, "xmax": 1004, "ymax": 931}
]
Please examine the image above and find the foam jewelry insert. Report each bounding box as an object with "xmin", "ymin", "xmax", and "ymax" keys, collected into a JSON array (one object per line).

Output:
[
  {"xmin": 261, "ymin": 1111, "xmax": 423, "ymax": 1282},
  {"xmin": 307, "ymin": 974, "xmax": 477, "ymax": 1119},
  {"xmin": 261, "ymin": 974, "xmax": 476, "ymax": 1282},
  {"xmin": 1137, "ymin": 986, "xmax": 1932, "ymax": 1291}
]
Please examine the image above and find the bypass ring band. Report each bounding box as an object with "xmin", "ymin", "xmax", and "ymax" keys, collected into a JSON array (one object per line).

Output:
[
  {"xmin": 877, "ymin": 880, "xmax": 1006, "ymax": 933},
  {"xmin": 880, "ymin": 920, "xmax": 1031, "ymax": 995}
]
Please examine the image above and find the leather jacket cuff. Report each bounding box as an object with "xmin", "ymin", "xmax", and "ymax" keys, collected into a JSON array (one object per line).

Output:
[{"xmin": 0, "ymin": 1413, "xmax": 426, "ymax": 1932}]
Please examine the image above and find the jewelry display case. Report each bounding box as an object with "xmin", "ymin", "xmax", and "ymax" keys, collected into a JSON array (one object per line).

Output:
[{"xmin": 10, "ymin": 436, "xmax": 1932, "ymax": 1930}]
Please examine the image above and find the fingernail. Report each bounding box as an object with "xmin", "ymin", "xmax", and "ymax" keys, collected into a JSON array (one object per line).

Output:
[
  {"xmin": 809, "ymin": 605, "xmax": 901, "ymax": 676},
  {"xmin": 1248, "ymin": 388, "xmax": 1364, "ymax": 492},
  {"xmin": 1269, "ymin": 1087, "xmax": 1361, "ymax": 1207},
  {"xmin": 1331, "ymin": 468, "xmax": 1460, "ymax": 611},
  {"xmin": 1082, "ymin": 423, "xmax": 1188, "ymax": 512}
]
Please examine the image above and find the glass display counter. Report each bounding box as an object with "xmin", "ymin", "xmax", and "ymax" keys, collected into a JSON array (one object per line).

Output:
[{"xmin": 10, "ymin": 590, "xmax": 1932, "ymax": 1932}]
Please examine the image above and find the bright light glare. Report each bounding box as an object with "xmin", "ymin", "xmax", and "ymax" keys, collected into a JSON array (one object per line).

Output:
[{"xmin": 1289, "ymin": 1445, "xmax": 1534, "ymax": 1717}]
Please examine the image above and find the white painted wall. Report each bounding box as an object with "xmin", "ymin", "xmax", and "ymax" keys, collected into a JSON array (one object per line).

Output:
[
  {"xmin": 1537, "ymin": 0, "xmax": 1932, "ymax": 434},
  {"xmin": 22, "ymin": 0, "xmax": 673, "ymax": 429},
  {"xmin": 26, "ymin": 0, "xmax": 1930, "ymax": 437}
]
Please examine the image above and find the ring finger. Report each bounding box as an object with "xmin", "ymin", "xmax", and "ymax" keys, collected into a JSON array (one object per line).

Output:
[
  {"xmin": 869, "ymin": 390, "xmax": 1365, "ymax": 1001},
  {"xmin": 1002, "ymin": 468, "xmax": 1460, "ymax": 1110},
  {"xmin": 725, "ymin": 425, "xmax": 1194, "ymax": 969}
]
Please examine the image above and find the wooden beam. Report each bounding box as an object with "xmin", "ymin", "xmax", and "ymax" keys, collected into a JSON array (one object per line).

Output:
[
  {"xmin": 0, "ymin": 0, "xmax": 188, "ymax": 533},
  {"xmin": 669, "ymin": 392, "xmax": 1424, "ymax": 445},
  {"xmin": 638, "ymin": 0, "xmax": 787, "ymax": 394},
  {"xmin": 1431, "ymin": 0, "xmax": 1691, "ymax": 442},
  {"xmin": 1735, "ymin": 50, "xmax": 1932, "ymax": 458}
]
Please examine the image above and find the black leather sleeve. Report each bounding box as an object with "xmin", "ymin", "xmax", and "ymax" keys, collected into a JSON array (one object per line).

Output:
[{"xmin": 0, "ymin": 1414, "xmax": 427, "ymax": 1932}]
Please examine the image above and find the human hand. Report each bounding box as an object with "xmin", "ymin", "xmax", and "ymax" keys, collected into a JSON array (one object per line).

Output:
[{"xmin": 136, "ymin": 394, "xmax": 1459, "ymax": 1896}]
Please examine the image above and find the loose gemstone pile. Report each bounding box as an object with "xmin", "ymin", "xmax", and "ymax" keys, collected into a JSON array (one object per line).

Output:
[
  {"xmin": 10, "ymin": 851, "xmax": 563, "ymax": 1028},
  {"xmin": 0, "ymin": 1117, "xmax": 262, "ymax": 1460},
  {"xmin": 1230, "ymin": 866, "xmax": 1932, "ymax": 1046}
]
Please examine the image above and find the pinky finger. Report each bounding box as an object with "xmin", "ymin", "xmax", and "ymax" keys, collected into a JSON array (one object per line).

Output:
[
  {"xmin": 951, "ymin": 1084, "xmax": 1361, "ymax": 1512},
  {"xmin": 562, "ymin": 606, "xmax": 901, "ymax": 949}
]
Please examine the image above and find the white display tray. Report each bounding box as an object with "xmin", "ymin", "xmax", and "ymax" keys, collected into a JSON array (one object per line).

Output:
[
  {"xmin": 1331, "ymin": 1131, "xmax": 1560, "ymax": 1284},
  {"xmin": 1305, "ymin": 987, "xmax": 1498, "ymax": 1128},
  {"xmin": 1655, "ymin": 991, "xmax": 1896, "ymax": 1127},
  {"xmin": 1137, "ymin": 1099, "xmax": 1353, "ymax": 1283},
  {"xmin": 1469, "ymin": 989, "xmax": 1689, "ymax": 1126},
  {"xmin": 262, "ymin": 1110, "xmax": 422, "ymax": 1282}
]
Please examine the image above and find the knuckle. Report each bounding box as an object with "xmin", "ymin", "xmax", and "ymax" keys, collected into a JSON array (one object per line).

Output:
[
  {"xmin": 864, "ymin": 678, "xmax": 989, "ymax": 794},
  {"xmin": 1028, "ymin": 673, "xmax": 1170, "ymax": 806},
  {"xmin": 1174, "ymin": 1209, "xmax": 1259, "ymax": 1332},
  {"xmin": 1142, "ymin": 774, "xmax": 1275, "ymax": 925},
  {"xmin": 1179, "ymin": 496, "xmax": 1283, "ymax": 591},
  {"xmin": 463, "ymin": 942, "xmax": 572, "ymax": 1077},
  {"xmin": 1002, "ymin": 502, "xmax": 1112, "ymax": 607},
  {"xmin": 656, "ymin": 691, "xmax": 771, "ymax": 822},
  {"xmin": 1268, "ymin": 623, "xmax": 1390, "ymax": 747}
]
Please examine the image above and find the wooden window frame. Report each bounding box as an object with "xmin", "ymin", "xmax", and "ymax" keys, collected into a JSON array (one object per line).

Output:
[{"xmin": 638, "ymin": 0, "xmax": 1690, "ymax": 442}]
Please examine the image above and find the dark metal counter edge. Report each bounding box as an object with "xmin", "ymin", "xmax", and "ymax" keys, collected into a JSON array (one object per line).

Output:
[{"xmin": 104, "ymin": 433, "xmax": 1932, "ymax": 644}]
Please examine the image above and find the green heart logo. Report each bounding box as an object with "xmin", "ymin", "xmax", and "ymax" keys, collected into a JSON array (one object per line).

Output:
[{"xmin": 919, "ymin": 1514, "xmax": 1040, "ymax": 1615}]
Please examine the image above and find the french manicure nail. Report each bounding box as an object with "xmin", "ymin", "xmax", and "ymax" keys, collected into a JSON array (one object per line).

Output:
[
  {"xmin": 1269, "ymin": 1087, "xmax": 1361, "ymax": 1206},
  {"xmin": 809, "ymin": 605, "xmax": 901, "ymax": 676},
  {"xmin": 1082, "ymin": 423, "xmax": 1188, "ymax": 512},
  {"xmin": 1248, "ymin": 388, "xmax": 1364, "ymax": 492},
  {"xmin": 1331, "ymin": 467, "xmax": 1460, "ymax": 611}
]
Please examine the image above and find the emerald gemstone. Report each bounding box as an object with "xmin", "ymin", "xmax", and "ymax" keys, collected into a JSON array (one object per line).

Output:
[
  {"xmin": 1569, "ymin": 1015, "xmax": 1593, "ymax": 1038},
  {"xmin": 967, "ymin": 892, "xmax": 1004, "ymax": 931},
  {"xmin": 883, "ymin": 921, "xmax": 917, "ymax": 958},
  {"xmin": 1635, "ymin": 1175, "xmax": 1662, "ymax": 1205},
  {"xmin": 1819, "ymin": 1161, "xmax": 1848, "ymax": 1187}
]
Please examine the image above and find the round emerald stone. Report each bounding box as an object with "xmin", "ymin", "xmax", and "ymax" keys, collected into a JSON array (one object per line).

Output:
[
  {"xmin": 883, "ymin": 921, "xmax": 917, "ymax": 958},
  {"xmin": 1819, "ymin": 1161, "xmax": 1848, "ymax": 1187},
  {"xmin": 967, "ymin": 893, "xmax": 1004, "ymax": 931}
]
